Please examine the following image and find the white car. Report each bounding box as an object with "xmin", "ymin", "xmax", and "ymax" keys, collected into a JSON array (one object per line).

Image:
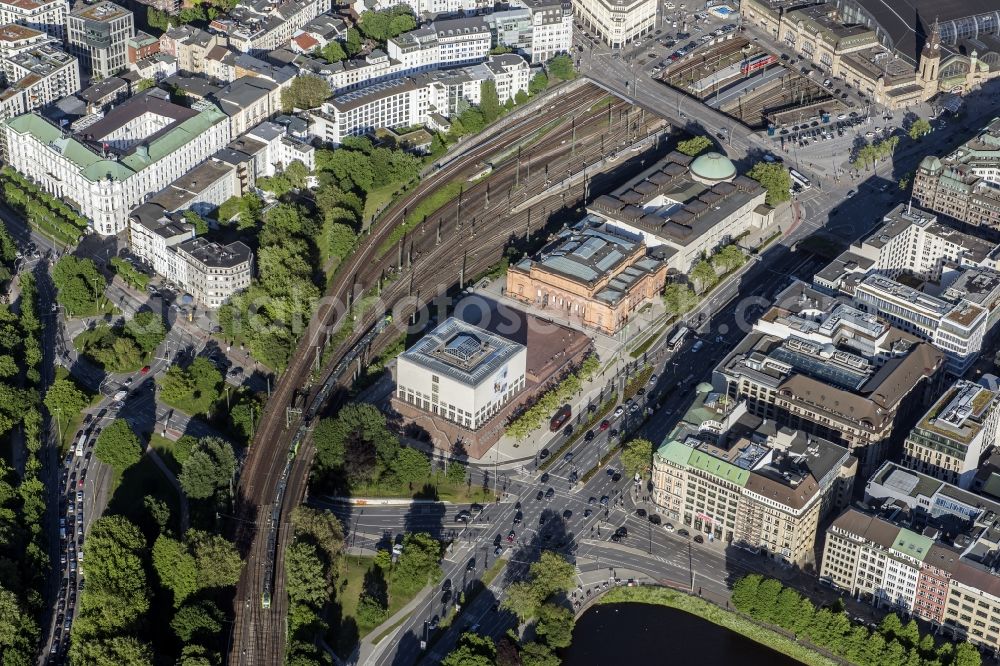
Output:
[{"xmin": 613, "ymin": 406, "xmax": 625, "ymax": 418}]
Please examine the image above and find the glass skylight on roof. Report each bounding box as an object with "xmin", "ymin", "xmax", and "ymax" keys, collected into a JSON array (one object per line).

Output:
[{"xmin": 443, "ymin": 332, "xmax": 482, "ymax": 362}]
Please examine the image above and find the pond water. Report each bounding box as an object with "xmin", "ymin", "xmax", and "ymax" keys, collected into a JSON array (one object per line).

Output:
[{"xmin": 562, "ymin": 602, "xmax": 804, "ymax": 665}]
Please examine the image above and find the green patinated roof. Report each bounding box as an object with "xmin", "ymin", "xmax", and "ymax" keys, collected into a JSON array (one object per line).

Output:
[
  {"xmin": 656, "ymin": 439, "xmax": 694, "ymax": 467},
  {"xmin": 891, "ymin": 528, "xmax": 933, "ymax": 562},
  {"xmin": 121, "ymin": 106, "xmax": 227, "ymax": 171},
  {"xmin": 687, "ymin": 449, "xmax": 750, "ymax": 487},
  {"xmin": 690, "ymin": 151, "xmax": 736, "ymax": 182},
  {"xmin": 4, "ymin": 106, "xmax": 227, "ymax": 183}
]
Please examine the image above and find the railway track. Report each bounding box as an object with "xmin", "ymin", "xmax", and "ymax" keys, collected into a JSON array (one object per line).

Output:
[{"xmin": 226, "ymin": 81, "xmax": 667, "ymax": 665}]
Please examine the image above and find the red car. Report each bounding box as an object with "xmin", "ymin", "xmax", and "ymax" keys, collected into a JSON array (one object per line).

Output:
[
  {"xmin": 140, "ymin": 365, "xmax": 150, "ymax": 375},
  {"xmin": 599, "ymin": 420, "xmax": 610, "ymax": 432}
]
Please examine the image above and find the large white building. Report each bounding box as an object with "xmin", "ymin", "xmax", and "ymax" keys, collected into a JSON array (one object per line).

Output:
[
  {"xmin": 395, "ymin": 317, "xmax": 527, "ymax": 431},
  {"xmin": 67, "ymin": 1, "xmax": 134, "ymax": 81},
  {"xmin": 0, "ymin": 0, "xmax": 66, "ymax": 41},
  {"xmin": 0, "ymin": 27, "xmax": 79, "ymax": 120},
  {"xmin": 815, "ymin": 204, "xmax": 1000, "ymax": 376},
  {"xmin": 310, "ymin": 53, "xmax": 529, "ymax": 145},
  {"xmin": 902, "ymin": 379, "xmax": 1000, "ymax": 489},
  {"xmin": 571, "ymin": 0, "xmax": 655, "ymax": 49},
  {"xmin": 2, "ymin": 92, "xmax": 231, "ymax": 235}
]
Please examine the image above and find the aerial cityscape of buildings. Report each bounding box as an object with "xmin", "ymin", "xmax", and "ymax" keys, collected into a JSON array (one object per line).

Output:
[{"xmin": 4, "ymin": 0, "xmax": 1000, "ymax": 663}]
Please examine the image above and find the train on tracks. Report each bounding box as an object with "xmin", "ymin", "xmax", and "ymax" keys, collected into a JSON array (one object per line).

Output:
[
  {"xmin": 260, "ymin": 313, "xmax": 394, "ymax": 608},
  {"xmin": 741, "ymin": 53, "xmax": 776, "ymax": 76}
]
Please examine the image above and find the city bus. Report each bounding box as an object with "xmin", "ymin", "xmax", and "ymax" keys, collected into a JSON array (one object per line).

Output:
[
  {"xmin": 789, "ymin": 168, "xmax": 812, "ymax": 190},
  {"xmin": 75, "ymin": 434, "xmax": 86, "ymax": 457},
  {"xmin": 667, "ymin": 326, "xmax": 690, "ymax": 351}
]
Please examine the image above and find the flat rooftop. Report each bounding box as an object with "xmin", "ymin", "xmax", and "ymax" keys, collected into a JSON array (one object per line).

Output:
[
  {"xmin": 401, "ymin": 317, "xmax": 525, "ymax": 388},
  {"xmin": 70, "ymin": 1, "xmax": 131, "ymax": 22},
  {"xmin": 177, "ymin": 237, "xmax": 251, "ymax": 268},
  {"xmin": 918, "ymin": 380, "xmax": 997, "ymax": 445}
]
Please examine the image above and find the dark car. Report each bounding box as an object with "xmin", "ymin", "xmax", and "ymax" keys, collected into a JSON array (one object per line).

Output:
[
  {"xmin": 536, "ymin": 490, "xmax": 545, "ymax": 501},
  {"xmin": 600, "ymin": 495, "xmax": 610, "ymax": 506},
  {"xmin": 471, "ymin": 503, "xmax": 484, "ymax": 513},
  {"xmin": 649, "ymin": 514, "xmax": 662, "ymax": 525},
  {"xmin": 615, "ymin": 527, "xmax": 628, "ymax": 538},
  {"xmin": 442, "ymin": 589, "xmax": 453, "ymax": 604},
  {"xmin": 539, "ymin": 514, "xmax": 547, "ymax": 526},
  {"xmin": 584, "ymin": 430, "xmax": 595, "ymax": 441},
  {"xmin": 562, "ymin": 509, "xmax": 573, "ymax": 520},
  {"xmin": 612, "ymin": 473, "xmax": 622, "ymax": 482},
  {"xmin": 442, "ymin": 579, "xmax": 452, "ymax": 591},
  {"xmin": 513, "ymin": 511, "xmax": 522, "ymax": 525},
  {"xmin": 455, "ymin": 510, "xmax": 471, "ymax": 522},
  {"xmin": 545, "ymin": 487, "xmax": 555, "ymax": 499},
  {"xmin": 678, "ymin": 529, "xmax": 690, "ymax": 537},
  {"xmin": 539, "ymin": 448, "xmax": 550, "ymax": 460},
  {"xmin": 494, "ymin": 534, "xmax": 502, "ymax": 547},
  {"xmin": 611, "ymin": 534, "xmax": 622, "ymax": 542},
  {"xmin": 540, "ymin": 472, "xmax": 550, "ymax": 483},
  {"xmin": 584, "ymin": 508, "xmax": 593, "ymax": 517},
  {"xmin": 467, "ymin": 558, "xmax": 476, "ymax": 571},
  {"xmin": 636, "ymin": 508, "xmax": 647, "ymax": 518},
  {"xmin": 694, "ymin": 535, "xmax": 705, "ymax": 544}
]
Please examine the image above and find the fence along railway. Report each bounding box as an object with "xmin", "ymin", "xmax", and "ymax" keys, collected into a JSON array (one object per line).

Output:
[{"xmin": 227, "ymin": 80, "xmax": 670, "ymax": 664}]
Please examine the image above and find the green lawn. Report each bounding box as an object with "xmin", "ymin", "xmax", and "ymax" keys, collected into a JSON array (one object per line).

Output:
[
  {"xmin": 54, "ymin": 368, "xmax": 101, "ymax": 454},
  {"xmin": 149, "ymin": 433, "xmax": 182, "ymax": 476},
  {"xmin": 351, "ymin": 474, "xmax": 493, "ymax": 504},
  {"xmin": 333, "ymin": 555, "xmax": 427, "ymax": 649},
  {"xmin": 363, "ymin": 181, "xmax": 403, "ymax": 226},
  {"xmin": 481, "ymin": 557, "xmax": 506, "ymax": 587},
  {"xmin": 598, "ymin": 586, "xmax": 837, "ymax": 666}
]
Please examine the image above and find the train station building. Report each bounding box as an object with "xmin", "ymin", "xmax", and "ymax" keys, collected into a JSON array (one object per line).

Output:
[{"xmin": 391, "ymin": 306, "xmax": 591, "ymax": 459}]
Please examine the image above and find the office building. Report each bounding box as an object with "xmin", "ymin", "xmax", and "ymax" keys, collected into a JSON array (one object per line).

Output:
[
  {"xmin": 392, "ymin": 309, "xmax": 591, "ymax": 458},
  {"xmin": 903, "ymin": 379, "xmax": 1000, "ymax": 488},
  {"xmin": 814, "ymin": 203, "xmax": 1000, "ymax": 376},
  {"xmin": 652, "ymin": 392, "xmax": 855, "ymax": 566},
  {"xmin": 913, "ymin": 118, "xmax": 1000, "ymax": 230},
  {"xmin": 505, "ymin": 225, "xmax": 669, "ymax": 335},
  {"xmin": 587, "ymin": 151, "xmax": 771, "ymax": 274},
  {"xmin": 67, "ymin": 1, "xmax": 134, "ymax": 81},
  {"xmin": 572, "ymin": 0, "xmax": 655, "ymax": 49},
  {"xmin": 715, "ymin": 280, "xmax": 944, "ymax": 472},
  {"xmin": 0, "ymin": 0, "xmax": 66, "ymax": 41},
  {"xmin": 2, "ymin": 91, "xmax": 231, "ymax": 235}
]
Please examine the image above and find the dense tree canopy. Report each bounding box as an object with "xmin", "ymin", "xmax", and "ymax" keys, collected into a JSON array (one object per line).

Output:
[
  {"xmin": 178, "ymin": 437, "xmax": 236, "ymax": 501},
  {"xmin": 677, "ymin": 135, "xmax": 712, "ymax": 156},
  {"xmin": 94, "ymin": 419, "xmax": 143, "ymax": 476},
  {"xmin": 621, "ymin": 438, "xmax": 653, "ymax": 478},
  {"xmin": 281, "ymin": 75, "xmax": 331, "ymax": 111},
  {"xmin": 157, "ymin": 357, "xmax": 223, "ymax": 416},
  {"xmin": 52, "ymin": 256, "xmax": 105, "ymax": 316},
  {"xmin": 747, "ymin": 162, "xmax": 791, "ymax": 206}
]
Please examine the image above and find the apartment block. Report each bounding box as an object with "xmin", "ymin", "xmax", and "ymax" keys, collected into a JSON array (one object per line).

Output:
[
  {"xmin": 715, "ymin": 280, "xmax": 944, "ymax": 473},
  {"xmin": 0, "ymin": 38, "xmax": 80, "ymax": 120},
  {"xmin": 821, "ymin": 464, "xmax": 1000, "ymax": 651},
  {"xmin": 652, "ymin": 394, "xmax": 855, "ymax": 566},
  {"xmin": 67, "ymin": 1, "xmax": 134, "ymax": 81},
  {"xmin": 158, "ymin": 25, "xmax": 223, "ymax": 76},
  {"xmin": 903, "ymin": 379, "xmax": 1000, "ymax": 488},
  {"xmin": 0, "ymin": 0, "xmax": 67, "ymax": 41},
  {"xmin": 913, "ymin": 118, "xmax": 1000, "ymax": 230},
  {"xmin": 211, "ymin": 0, "xmax": 331, "ymax": 55},
  {"xmin": 310, "ymin": 54, "xmax": 529, "ymax": 145}
]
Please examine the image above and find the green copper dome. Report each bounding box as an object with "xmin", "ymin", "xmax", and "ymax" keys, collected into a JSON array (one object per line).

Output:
[{"xmin": 690, "ymin": 152, "xmax": 736, "ymax": 184}]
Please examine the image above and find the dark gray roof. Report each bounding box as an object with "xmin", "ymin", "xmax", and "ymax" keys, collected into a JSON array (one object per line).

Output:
[
  {"xmin": 78, "ymin": 77, "xmax": 128, "ymax": 103},
  {"xmin": 212, "ymin": 76, "xmax": 277, "ymax": 115},
  {"xmin": 76, "ymin": 93, "xmax": 197, "ymax": 143},
  {"xmin": 851, "ymin": 0, "xmax": 1000, "ymax": 64},
  {"xmin": 177, "ymin": 237, "xmax": 252, "ymax": 268}
]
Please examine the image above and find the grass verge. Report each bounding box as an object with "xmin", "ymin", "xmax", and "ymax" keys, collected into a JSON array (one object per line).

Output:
[
  {"xmin": 336, "ymin": 556, "xmax": 426, "ymax": 640},
  {"xmin": 597, "ymin": 586, "xmax": 837, "ymax": 666},
  {"xmin": 370, "ymin": 611, "xmax": 413, "ymax": 645},
  {"xmin": 106, "ymin": 453, "xmax": 182, "ymax": 527},
  {"xmin": 629, "ymin": 319, "xmax": 672, "ymax": 359},
  {"xmin": 149, "ymin": 433, "xmax": 182, "ymax": 476},
  {"xmin": 377, "ymin": 177, "xmax": 465, "ymax": 258},
  {"xmin": 481, "ymin": 556, "xmax": 506, "ymax": 587}
]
